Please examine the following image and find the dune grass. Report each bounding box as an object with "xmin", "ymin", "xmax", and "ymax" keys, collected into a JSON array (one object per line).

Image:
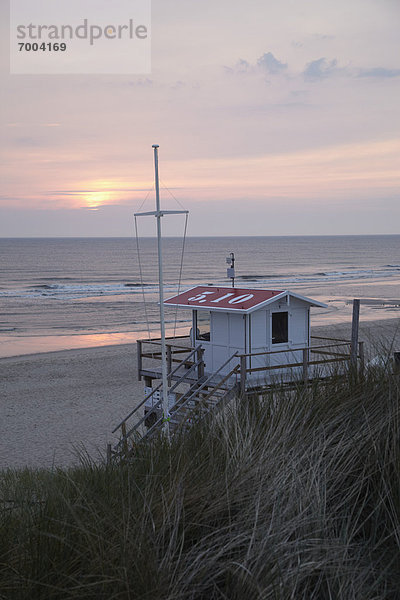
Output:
[{"xmin": 1, "ymin": 361, "xmax": 400, "ymax": 599}]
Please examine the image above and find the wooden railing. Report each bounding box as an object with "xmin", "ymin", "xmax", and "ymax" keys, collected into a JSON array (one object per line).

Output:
[
  {"xmin": 113, "ymin": 344, "xmax": 205, "ymax": 452},
  {"xmin": 137, "ymin": 334, "xmax": 365, "ymax": 396},
  {"xmin": 238, "ymin": 340, "xmax": 364, "ymax": 394},
  {"xmin": 137, "ymin": 336, "xmax": 194, "ymax": 382}
]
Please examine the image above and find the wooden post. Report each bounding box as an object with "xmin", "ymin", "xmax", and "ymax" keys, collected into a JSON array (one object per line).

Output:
[
  {"xmin": 137, "ymin": 340, "xmax": 142, "ymax": 381},
  {"xmin": 106, "ymin": 443, "xmax": 112, "ymax": 465},
  {"xmin": 240, "ymin": 354, "xmax": 247, "ymax": 396},
  {"xmin": 350, "ymin": 299, "xmax": 360, "ymax": 367},
  {"xmin": 167, "ymin": 345, "xmax": 172, "ymax": 386},
  {"xmin": 302, "ymin": 347, "xmax": 308, "ymax": 384},
  {"xmin": 197, "ymin": 347, "xmax": 205, "ymax": 380},
  {"xmin": 121, "ymin": 422, "xmax": 129, "ymax": 457}
]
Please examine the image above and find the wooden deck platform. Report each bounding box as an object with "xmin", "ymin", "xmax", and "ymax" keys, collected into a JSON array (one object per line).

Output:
[{"xmin": 137, "ymin": 334, "xmax": 364, "ymax": 392}]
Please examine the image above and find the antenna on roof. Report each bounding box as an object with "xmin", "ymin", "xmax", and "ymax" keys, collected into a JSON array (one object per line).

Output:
[{"xmin": 226, "ymin": 252, "xmax": 235, "ymax": 288}]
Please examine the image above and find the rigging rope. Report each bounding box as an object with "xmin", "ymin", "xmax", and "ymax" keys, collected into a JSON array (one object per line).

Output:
[
  {"xmin": 134, "ymin": 186, "xmax": 153, "ymax": 214},
  {"xmin": 160, "ymin": 179, "xmax": 187, "ymax": 210},
  {"xmin": 173, "ymin": 211, "xmax": 189, "ymax": 338}
]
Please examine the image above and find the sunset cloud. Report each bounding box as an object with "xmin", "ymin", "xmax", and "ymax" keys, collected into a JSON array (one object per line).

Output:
[
  {"xmin": 257, "ymin": 52, "xmax": 288, "ymax": 75},
  {"xmin": 303, "ymin": 57, "xmax": 338, "ymax": 80},
  {"xmin": 1, "ymin": 0, "xmax": 400, "ymax": 235},
  {"xmin": 358, "ymin": 67, "xmax": 400, "ymax": 78}
]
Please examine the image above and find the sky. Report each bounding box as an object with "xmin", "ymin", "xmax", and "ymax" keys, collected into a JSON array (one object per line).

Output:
[{"xmin": 1, "ymin": 0, "xmax": 399, "ymax": 237}]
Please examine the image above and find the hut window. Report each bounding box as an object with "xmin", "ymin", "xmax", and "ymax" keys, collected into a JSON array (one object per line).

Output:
[
  {"xmin": 272, "ymin": 312, "xmax": 288, "ymax": 344},
  {"xmin": 196, "ymin": 311, "xmax": 211, "ymax": 341}
]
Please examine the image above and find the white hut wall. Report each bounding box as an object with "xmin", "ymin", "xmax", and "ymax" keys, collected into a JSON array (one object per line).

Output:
[
  {"xmin": 247, "ymin": 310, "xmax": 270, "ymax": 380},
  {"xmin": 269, "ymin": 298, "xmax": 310, "ymax": 377},
  {"xmin": 247, "ymin": 299, "xmax": 310, "ymax": 383}
]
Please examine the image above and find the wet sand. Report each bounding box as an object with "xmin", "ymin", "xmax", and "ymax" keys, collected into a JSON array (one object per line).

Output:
[{"xmin": 1, "ymin": 317, "xmax": 399, "ymax": 470}]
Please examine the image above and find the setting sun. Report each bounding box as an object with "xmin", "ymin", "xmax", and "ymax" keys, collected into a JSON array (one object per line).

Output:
[
  {"xmin": 77, "ymin": 178, "xmax": 149, "ymax": 210},
  {"xmin": 85, "ymin": 190, "xmax": 112, "ymax": 209}
]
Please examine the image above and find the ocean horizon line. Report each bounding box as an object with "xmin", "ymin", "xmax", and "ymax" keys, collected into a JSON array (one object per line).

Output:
[{"xmin": 1, "ymin": 233, "xmax": 399, "ymax": 240}]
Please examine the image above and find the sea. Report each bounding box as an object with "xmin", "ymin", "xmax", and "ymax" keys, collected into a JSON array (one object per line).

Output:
[{"xmin": 1, "ymin": 236, "xmax": 399, "ymax": 358}]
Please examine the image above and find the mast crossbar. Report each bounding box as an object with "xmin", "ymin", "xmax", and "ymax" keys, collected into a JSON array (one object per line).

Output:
[{"xmin": 135, "ymin": 210, "xmax": 188, "ymax": 217}]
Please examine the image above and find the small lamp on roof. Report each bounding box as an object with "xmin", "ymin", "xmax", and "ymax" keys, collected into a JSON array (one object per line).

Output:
[{"xmin": 226, "ymin": 252, "xmax": 235, "ymax": 288}]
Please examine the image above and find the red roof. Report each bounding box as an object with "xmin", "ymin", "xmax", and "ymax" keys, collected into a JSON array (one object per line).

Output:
[{"xmin": 164, "ymin": 286, "xmax": 284, "ymax": 313}]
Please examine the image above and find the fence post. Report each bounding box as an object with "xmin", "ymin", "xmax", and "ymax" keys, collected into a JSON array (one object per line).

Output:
[
  {"xmin": 167, "ymin": 345, "xmax": 172, "ymax": 386},
  {"xmin": 240, "ymin": 355, "xmax": 247, "ymax": 396},
  {"xmin": 350, "ymin": 299, "xmax": 360, "ymax": 367},
  {"xmin": 394, "ymin": 352, "xmax": 400, "ymax": 372},
  {"xmin": 302, "ymin": 348, "xmax": 308, "ymax": 384},
  {"xmin": 197, "ymin": 347, "xmax": 205, "ymax": 380},
  {"xmin": 137, "ymin": 340, "xmax": 142, "ymax": 381},
  {"xmin": 106, "ymin": 443, "xmax": 112, "ymax": 465}
]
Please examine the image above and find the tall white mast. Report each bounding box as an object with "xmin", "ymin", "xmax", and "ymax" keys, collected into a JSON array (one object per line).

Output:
[
  {"xmin": 153, "ymin": 144, "xmax": 169, "ymax": 435},
  {"xmin": 135, "ymin": 145, "xmax": 188, "ymax": 437}
]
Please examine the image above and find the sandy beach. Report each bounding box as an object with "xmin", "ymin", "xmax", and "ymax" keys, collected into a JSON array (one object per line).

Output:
[
  {"xmin": 1, "ymin": 317, "xmax": 399, "ymax": 470},
  {"xmin": 0, "ymin": 344, "xmax": 139, "ymax": 469}
]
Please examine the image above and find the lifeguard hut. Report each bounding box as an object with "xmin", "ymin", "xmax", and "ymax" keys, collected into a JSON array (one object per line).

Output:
[
  {"xmin": 112, "ymin": 283, "xmax": 341, "ymax": 449},
  {"xmin": 164, "ymin": 286, "xmax": 327, "ymax": 384}
]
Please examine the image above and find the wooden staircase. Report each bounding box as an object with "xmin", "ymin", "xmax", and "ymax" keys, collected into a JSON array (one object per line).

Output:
[{"xmin": 110, "ymin": 347, "xmax": 240, "ymax": 459}]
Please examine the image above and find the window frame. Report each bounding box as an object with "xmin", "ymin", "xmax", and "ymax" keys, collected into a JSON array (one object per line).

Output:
[{"xmin": 271, "ymin": 311, "xmax": 289, "ymax": 345}]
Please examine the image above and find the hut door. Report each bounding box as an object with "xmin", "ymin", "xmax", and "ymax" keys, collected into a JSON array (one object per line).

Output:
[{"xmin": 211, "ymin": 312, "xmax": 244, "ymax": 376}]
